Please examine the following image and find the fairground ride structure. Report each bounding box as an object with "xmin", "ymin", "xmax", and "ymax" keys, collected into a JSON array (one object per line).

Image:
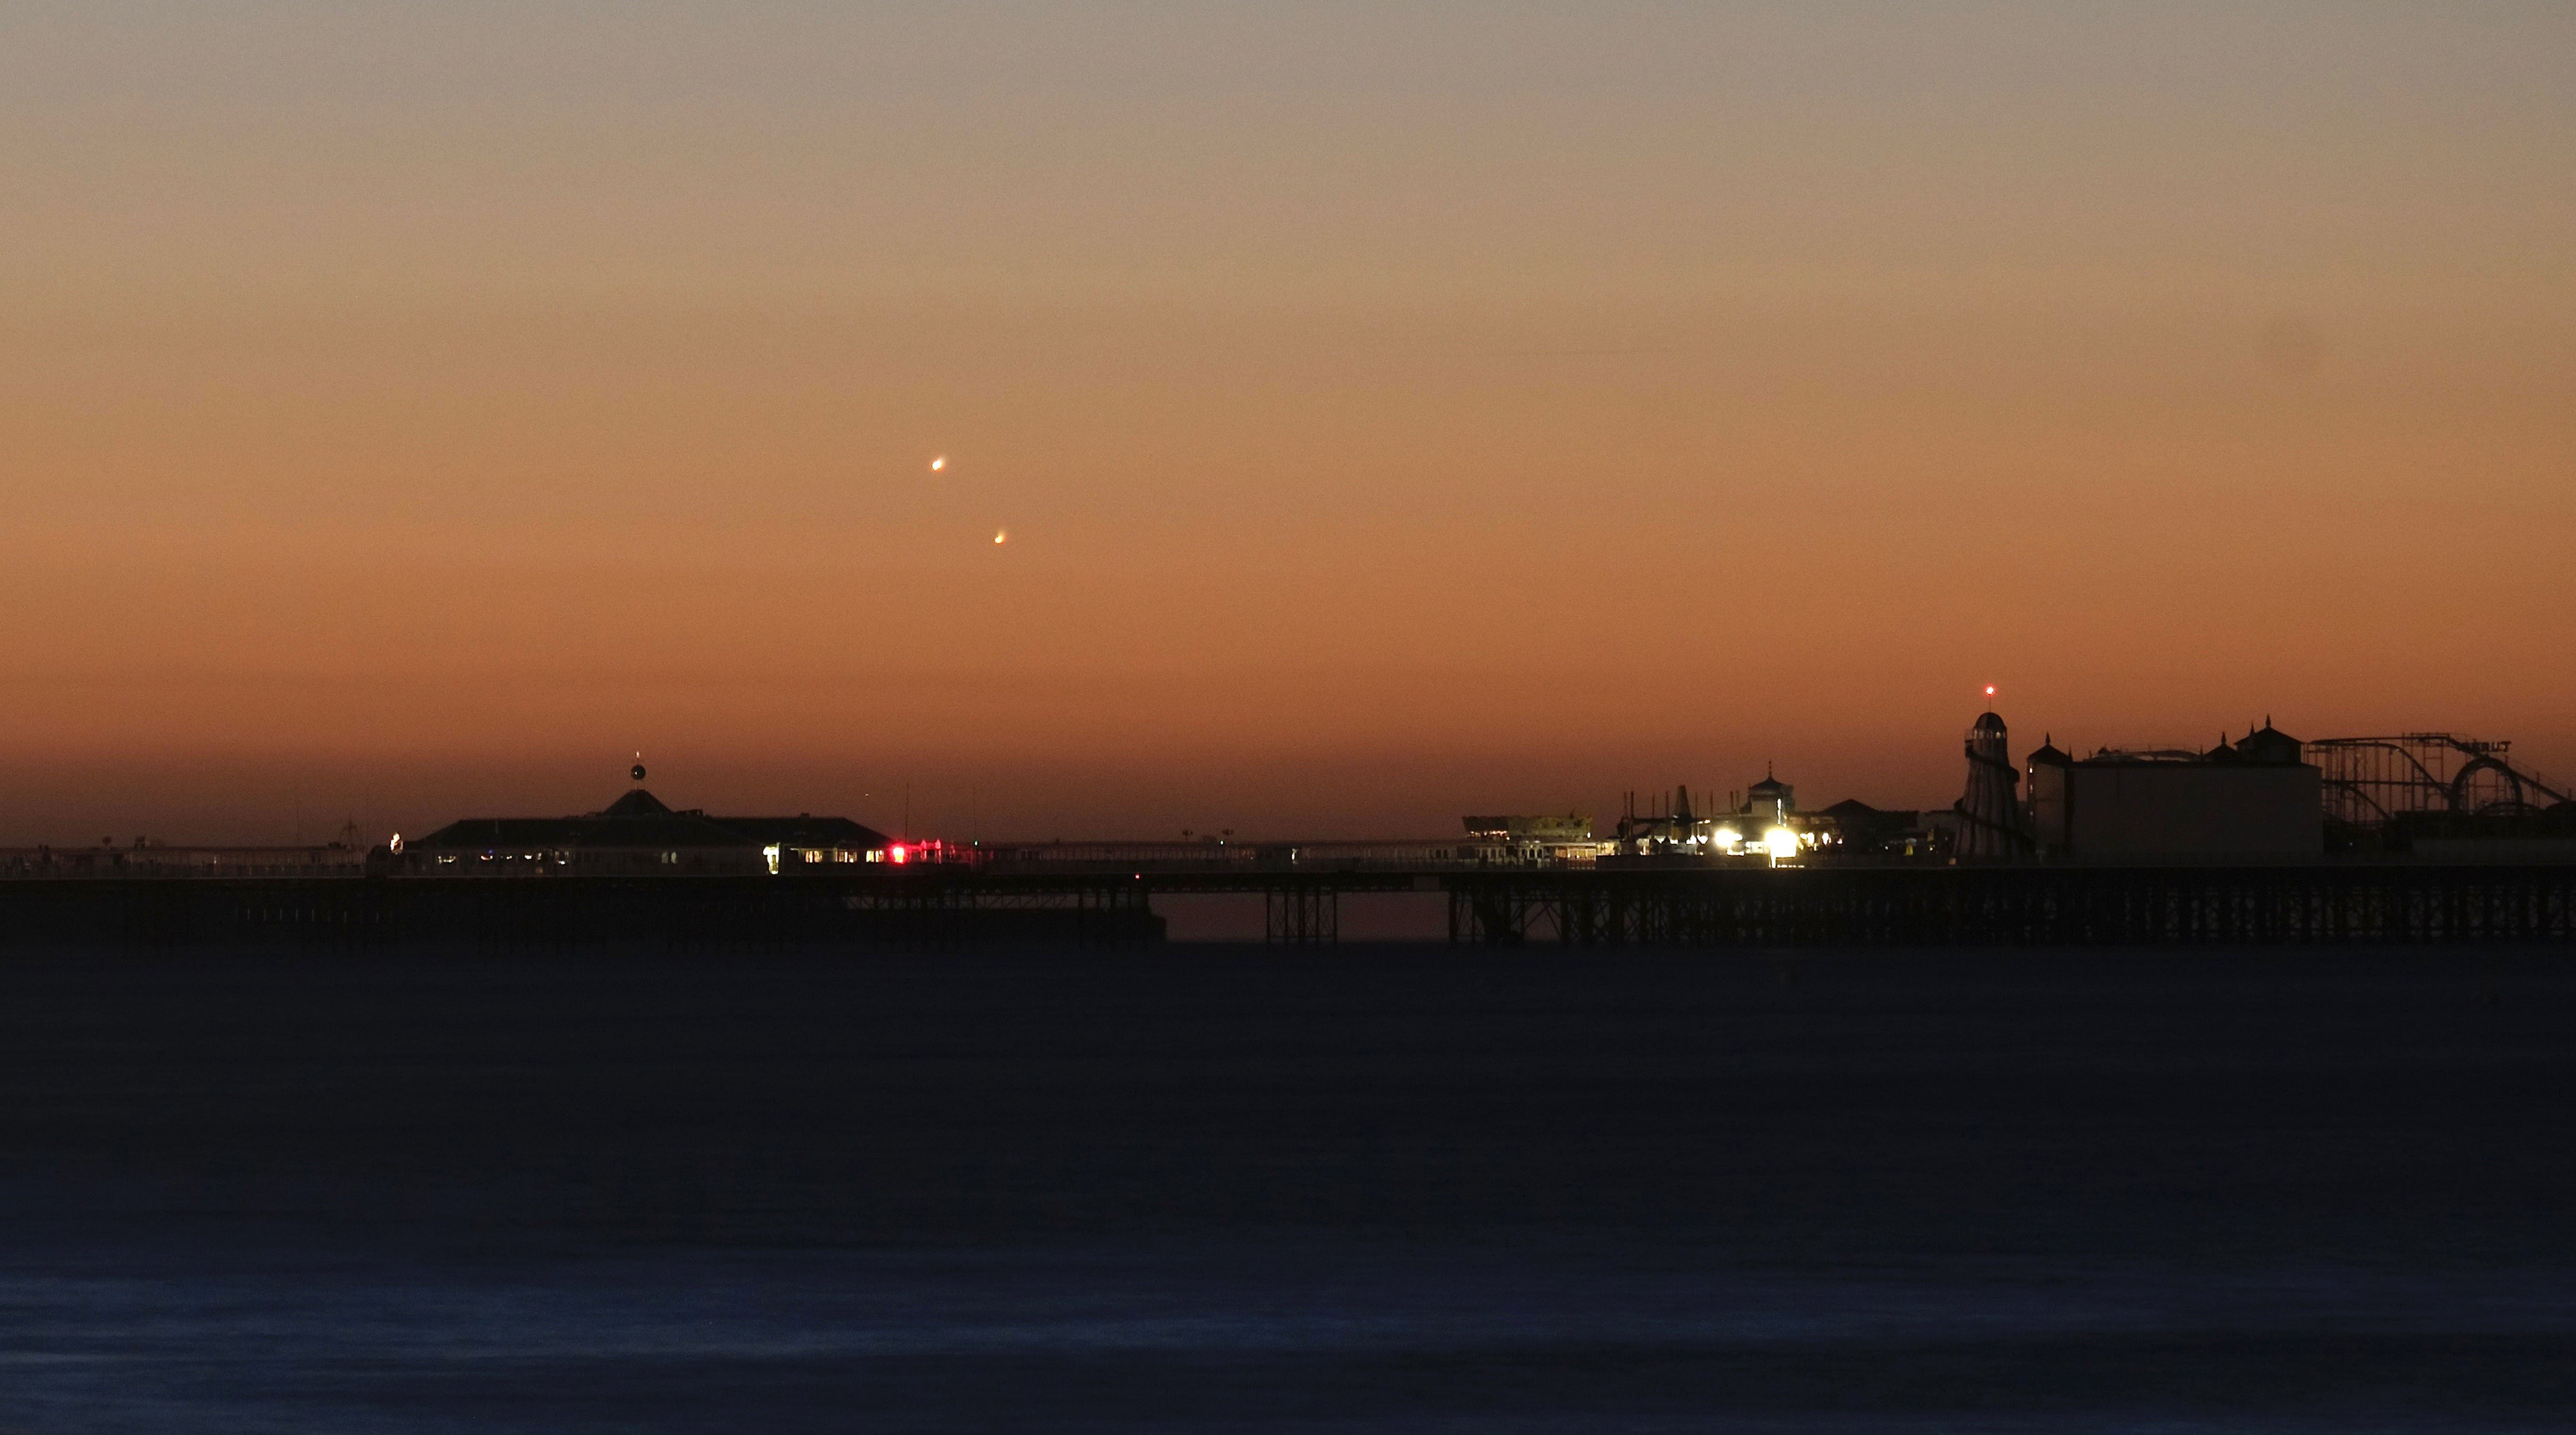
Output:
[{"xmin": 2308, "ymin": 734, "xmax": 2574, "ymax": 827}]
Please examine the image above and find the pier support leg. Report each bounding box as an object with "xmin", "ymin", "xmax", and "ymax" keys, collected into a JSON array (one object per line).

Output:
[{"xmin": 1266, "ymin": 887, "xmax": 1337, "ymax": 945}]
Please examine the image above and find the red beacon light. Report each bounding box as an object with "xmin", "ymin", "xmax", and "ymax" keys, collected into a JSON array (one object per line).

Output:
[{"xmin": 882, "ymin": 840, "xmax": 950, "ymax": 865}]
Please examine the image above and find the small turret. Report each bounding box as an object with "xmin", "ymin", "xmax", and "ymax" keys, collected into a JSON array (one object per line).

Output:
[{"xmin": 2236, "ymin": 720, "xmax": 2303, "ymax": 766}]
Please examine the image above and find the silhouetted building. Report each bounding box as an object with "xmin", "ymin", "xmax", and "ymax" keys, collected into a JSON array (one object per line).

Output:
[
  {"xmin": 1743, "ymin": 772, "xmax": 1793, "ymax": 827},
  {"xmin": 1463, "ymin": 814, "xmax": 1594, "ymax": 843},
  {"xmin": 2026, "ymin": 725, "xmax": 2322, "ymax": 862},
  {"xmin": 1817, "ymin": 799, "xmax": 1951, "ymax": 859},
  {"xmin": 391, "ymin": 787, "xmax": 888, "ymax": 876},
  {"xmin": 1460, "ymin": 814, "xmax": 1607, "ymax": 862},
  {"xmin": 1717, "ymin": 770, "xmax": 1837, "ymax": 859}
]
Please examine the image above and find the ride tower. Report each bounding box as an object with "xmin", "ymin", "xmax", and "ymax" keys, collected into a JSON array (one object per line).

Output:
[{"xmin": 1955, "ymin": 709, "xmax": 2031, "ymax": 860}]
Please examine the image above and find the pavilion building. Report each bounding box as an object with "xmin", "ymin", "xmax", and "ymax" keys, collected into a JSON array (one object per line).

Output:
[{"xmin": 389, "ymin": 787, "xmax": 889, "ymax": 876}]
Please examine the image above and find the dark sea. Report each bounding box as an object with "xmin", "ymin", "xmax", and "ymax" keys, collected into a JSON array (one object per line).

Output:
[{"xmin": 2, "ymin": 944, "xmax": 2571, "ymax": 1432}]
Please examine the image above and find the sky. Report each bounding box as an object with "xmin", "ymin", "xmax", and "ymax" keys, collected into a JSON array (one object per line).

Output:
[{"xmin": 3, "ymin": 1, "xmax": 2571, "ymax": 843}]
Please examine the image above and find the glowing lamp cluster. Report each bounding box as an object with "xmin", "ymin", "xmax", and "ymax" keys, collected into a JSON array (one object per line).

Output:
[{"xmin": 1692, "ymin": 823, "xmax": 1811, "ymax": 865}]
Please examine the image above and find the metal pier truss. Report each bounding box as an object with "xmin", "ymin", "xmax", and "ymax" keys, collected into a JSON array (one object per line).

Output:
[
  {"xmin": 1444, "ymin": 865, "xmax": 2576, "ymax": 947},
  {"xmin": 2, "ymin": 864, "xmax": 2571, "ymax": 950},
  {"xmin": 1265, "ymin": 886, "xmax": 1338, "ymax": 944}
]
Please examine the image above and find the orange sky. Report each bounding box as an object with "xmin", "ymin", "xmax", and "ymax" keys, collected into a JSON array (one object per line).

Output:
[{"xmin": 4, "ymin": 5, "xmax": 2571, "ymax": 843}]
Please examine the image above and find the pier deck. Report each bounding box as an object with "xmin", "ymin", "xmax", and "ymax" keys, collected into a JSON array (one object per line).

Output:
[{"xmin": 0, "ymin": 861, "xmax": 2571, "ymax": 948}]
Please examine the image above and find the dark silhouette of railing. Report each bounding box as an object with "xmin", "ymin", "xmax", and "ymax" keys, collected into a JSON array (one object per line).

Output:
[{"xmin": 0, "ymin": 863, "xmax": 2569, "ymax": 950}]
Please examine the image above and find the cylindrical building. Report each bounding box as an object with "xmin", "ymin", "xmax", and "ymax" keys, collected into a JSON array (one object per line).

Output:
[{"xmin": 1955, "ymin": 711, "xmax": 2030, "ymax": 860}]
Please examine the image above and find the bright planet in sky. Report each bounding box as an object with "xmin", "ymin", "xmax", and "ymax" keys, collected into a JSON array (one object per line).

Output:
[
  {"xmin": 992, "ymin": 529, "xmax": 1008, "ymax": 545},
  {"xmin": 929, "ymin": 455, "xmax": 947, "ymax": 472}
]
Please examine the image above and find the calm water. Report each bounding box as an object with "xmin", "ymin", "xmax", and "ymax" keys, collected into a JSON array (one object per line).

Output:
[{"xmin": 2, "ymin": 944, "xmax": 2570, "ymax": 1430}]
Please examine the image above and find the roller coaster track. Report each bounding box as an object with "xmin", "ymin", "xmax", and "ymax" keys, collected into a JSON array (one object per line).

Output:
[{"xmin": 2309, "ymin": 734, "xmax": 2574, "ymax": 825}]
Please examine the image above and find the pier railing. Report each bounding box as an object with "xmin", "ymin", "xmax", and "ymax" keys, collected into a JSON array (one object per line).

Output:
[
  {"xmin": 0, "ymin": 861, "xmax": 2569, "ymax": 948},
  {"xmin": 0, "ymin": 847, "xmax": 365, "ymax": 880}
]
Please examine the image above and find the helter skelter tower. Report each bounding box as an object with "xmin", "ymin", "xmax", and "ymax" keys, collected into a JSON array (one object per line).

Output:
[{"xmin": 1955, "ymin": 708, "xmax": 2031, "ymax": 860}]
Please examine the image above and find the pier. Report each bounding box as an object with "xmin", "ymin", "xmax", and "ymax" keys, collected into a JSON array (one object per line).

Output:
[{"xmin": 0, "ymin": 860, "xmax": 2571, "ymax": 949}]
